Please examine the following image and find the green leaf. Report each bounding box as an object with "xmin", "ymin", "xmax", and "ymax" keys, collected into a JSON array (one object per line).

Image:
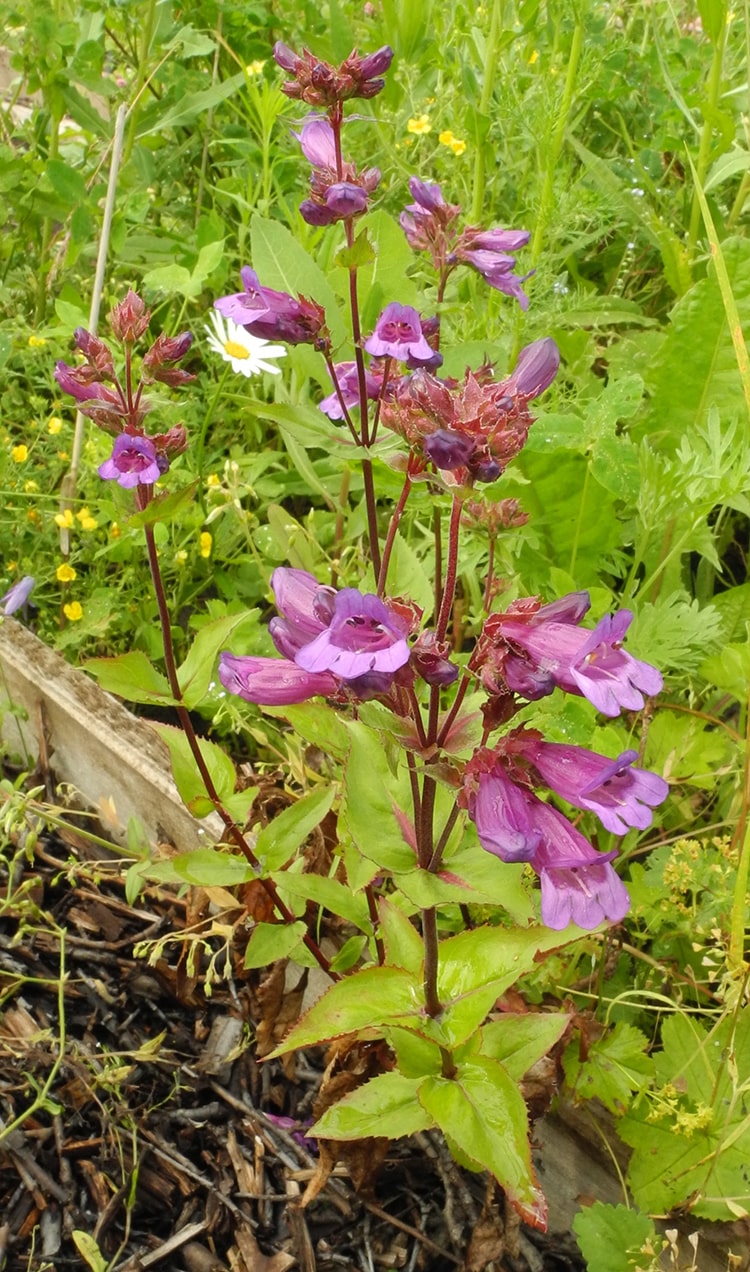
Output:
[
  {"xmin": 334, "ymin": 227, "xmax": 376, "ymax": 271},
  {"xmin": 478, "ymin": 1012, "xmax": 570, "ymax": 1080},
  {"xmin": 142, "ymin": 263, "xmax": 193, "ymax": 294},
  {"xmin": 385, "ymin": 1027, "xmax": 443, "ymax": 1078},
  {"xmin": 435, "ymin": 924, "xmax": 584, "ymax": 1048},
  {"xmin": 250, "ymin": 215, "xmax": 347, "ymax": 348},
  {"xmin": 178, "ymin": 612, "xmax": 253, "ymax": 710},
  {"xmin": 266, "ymin": 965, "xmax": 421, "ymax": 1056},
  {"xmin": 378, "ymin": 899, "xmax": 424, "ymax": 974},
  {"xmin": 170, "ymin": 847, "xmax": 254, "ymax": 887},
  {"xmin": 84, "ymin": 651, "xmax": 176, "ymax": 706},
  {"xmin": 619, "ymin": 1009, "xmax": 750, "ymax": 1220},
  {"xmin": 700, "ymin": 638, "xmax": 750, "ymax": 700},
  {"xmin": 419, "ymin": 1057, "xmax": 545, "ymax": 1226},
  {"xmin": 276, "ymin": 870, "xmax": 370, "ymax": 930},
  {"xmin": 128, "ymin": 483, "xmax": 198, "ymax": 528},
  {"xmin": 640, "ymin": 238, "xmax": 750, "ymax": 445},
  {"xmin": 312, "ymin": 1072, "xmax": 432, "ymax": 1140},
  {"xmin": 572, "ymin": 1202, "xmax": 656, "ymax": 1272},
  {"xmin": 152, "ymin": 723, "xmax": 236, "ymax": 817},
  {"xmin": 72, "ymin": 1231, "xmax": 108, "ymax": 1272},
  {"xmin": 564, "ymin": 1023, "xmax": 653, "ymax": 1115},
  {"xmin": 46, "ymin": 158, "xmax": 86, "ymax": 206},
  {"xmin": 137, "ymin": 71, "xmax": 246, "ymax": 135},
  {"xmin": 697, "ymin": 0, "xmax": 727, "ymax": 43},
  {"xmin": 341, "ymin": 722, "xmax": 417, "ymax": 874},
  {"xmin": 264, "ymin": 701, "xmax": 350, "ymax": 762},
  {"xmin": 244, "ymin": 921, "xmax": 307, "ymax": 968},
  {"xmin": 256, "ymin": 785, "xmax": 336, "ymax": 871}
]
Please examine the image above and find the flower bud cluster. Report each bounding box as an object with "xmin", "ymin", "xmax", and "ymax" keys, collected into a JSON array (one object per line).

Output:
[
  {"xmin": 273, "ymin": 42, "xmax": 393, "ymax": 106},
  {"xmin": 54, "ymin": 290, "xmax": 193, "ymax": 492}
]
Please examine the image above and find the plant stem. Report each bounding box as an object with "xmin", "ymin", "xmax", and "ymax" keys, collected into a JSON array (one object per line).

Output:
[
  {"xmin": 422, "ymin": 907, "xmax": 442, "ymax": 1017},
  {"xmin": 435, "ymin": 495, "xmax": 462, "ymax": 643},
  {"xmin": 195, "ymin": 363, "xmax": 231, "ymax": 502},
  {"xmin": 142, "ymin": 522, "xmax": 334, "ymax": 978},
  {"xmin": 377, "ymin": 473, "xmax": 412, "ymax": 596}
]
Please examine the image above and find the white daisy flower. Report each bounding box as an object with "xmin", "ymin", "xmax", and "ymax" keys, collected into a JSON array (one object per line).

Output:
[{"xmin": 204, "ymin": 311, "xmax": 286, "ymax": 378}]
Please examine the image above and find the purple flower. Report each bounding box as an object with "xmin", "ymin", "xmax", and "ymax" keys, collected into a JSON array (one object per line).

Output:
[
  {"xmin": 214, "ymin": 268, "xmax": 328, "ymax": 347},
  {"xmin": 218, "ymin": 652, "xmax": 337, "ymax": 706},
  {"xmin": 98, "ymin": 434, "xmax": 163, "ymax": 488},
  {"xmin": 300, "ymin": 182, "xmax": 369, "ymax": 226},
  {"xmin": 268, "ymin": 567, "xmax": 333, "ymax": 657},
  {"xmin": 504, "ymin": 338, "xmax": 560, "ymax": 400},
  {"xmin": 54, "ymin": 363, "xmax": 122, "ymax": 410},
  {"xmin": 0, "ymin": 575, "xmax": 34, "ymax": 616},
  {"xmin": 409, "ymin": 178, "xmax": 447, "ymax": 212},
  {"xmin": 518, "ymin": 738, "xmax": 669, "ymax": 835},
  {"xmin": 294, "ymin": 116, "xmax": 337, "ymax": 168},
  {"xmin": 364, "ymin": 303, "xmax": 436, "ymax": 364},
  {"xmin": 499, "ymin": 603, "xmax": 662, "ymax": 716},
  {"xmin": 295, "ymin": 589, "xmax": 410, "ymax": 679},
  {"xmin": 423, "ymin": 428, "xmax": 475, "ymax": 471},
  {"xmin": 219, "ymin": 569, "xmax": 411, "ymax": 708},
  {"xmin": 319, "ymin": 362, "xmax": 382, "ymax": 420},
  {"xmin": 458, "ymin": 248, "xmax": 534, "ymax": 309},
  {"xmin": 470, "ymin": 767, "xmax": 630, "ymax": 929},
  {"xmin": 464, "ymin": 228, "xmax": 530, "ymax": 253}
]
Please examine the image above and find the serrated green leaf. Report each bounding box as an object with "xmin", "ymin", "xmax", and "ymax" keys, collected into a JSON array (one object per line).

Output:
[
  {"xmin": 564, "ymin": 1022, "xmax": 653, "ymax": 1115},
  {"xmin": 46, "ymin": 158, "xmax": 87, "ymax": 206},
  {"xmin": 266, "ymin": 965, "xmax": 421, "ymax": 1056},
  {"xmin": 152, "ymin": 723, "xmax": 236, "ymax": 816},
  {"xmin": 84, "ymin": 651, "xmax": 176, "ymax": 706},
  {"xmin": 385, "ymin": 1027, "xmax": 443, "ymax": 1078},
  {"xmin": 334, "ymin": 227, "xmax": 376, "ymax": 270},
  {"xmin": 244, "ymin": 920, "xmax": 307, "ymax": 968},
  {"xmin": 572, "ymin": 1202, "xmax": 655, "ymax": 1272},
  {"xmin": 256, "ymin": 785, "xmax": 336, "ymax": 870},
  {"xmin": 264, "ymin": 701, "xmax": 350, "ymax": 761},
  {"xmin": 312, "ymin": 1071, "xmax": 432, "ymax": 1140},
  {"xmin": 341, "ymin": 722, "xmax": 417, "ymax": 874},
  {"xmin": 419, "ymin": 1057, "xmax": 545, "ymax": 1225},
  {"xmin": 478, "ymin": 1012, "xmax": 570, "ymax": 1080}
]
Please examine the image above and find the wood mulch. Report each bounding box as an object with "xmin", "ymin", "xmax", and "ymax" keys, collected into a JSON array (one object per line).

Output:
[{"xmin": 0, "ymin": 803, "xmax": 585, "ymax": 1272}]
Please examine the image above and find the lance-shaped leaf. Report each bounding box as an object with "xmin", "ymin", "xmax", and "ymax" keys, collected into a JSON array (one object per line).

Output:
[
  {"xmin": 419, "ymin": 1057, "xmax": 546, "ymax": 1229},
  {"xmin": 266, "ymin": 965, "xmax": 423, "ymax": 1057},
  {"xmin": 312, "ymin": 1072, "xmax": 433, "ymax": 1140},
  {"xmin": 256, "ymin": 785, "xmax": 336, "ymax": 871},
  {"xmin": 85, "ymin": 650, "xmax": 176, "ymax": 707},
  {"xmin": 153, "ymin": 723, "xmax": 236, "ymax": 817}
]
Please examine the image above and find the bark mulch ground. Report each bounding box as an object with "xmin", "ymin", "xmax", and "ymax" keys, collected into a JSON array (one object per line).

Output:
[{"xmin": 0, "ymin": 806, "xmax": 585, "ymax": 1272}]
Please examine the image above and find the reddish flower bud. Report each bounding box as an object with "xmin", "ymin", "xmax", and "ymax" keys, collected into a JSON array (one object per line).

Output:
[{"xmin": 109, "ymin": 290, "xmax": 151, "ymax": 343}]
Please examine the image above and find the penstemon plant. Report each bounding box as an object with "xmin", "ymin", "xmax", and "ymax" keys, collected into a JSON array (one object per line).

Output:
[{"xmin": 55, "ymin": 39, "xmax": 668, "ymax": 1228}]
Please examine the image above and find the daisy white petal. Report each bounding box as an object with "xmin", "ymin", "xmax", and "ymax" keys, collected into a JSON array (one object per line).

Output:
[{"xmin": 204, "ymin": 311, "xmax": 286, "ymax": 378}]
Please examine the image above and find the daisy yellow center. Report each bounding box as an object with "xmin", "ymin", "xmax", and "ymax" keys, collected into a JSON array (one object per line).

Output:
[{"xmin": 224, "ymin": 339, "xmax": 250, "ymax": 360}]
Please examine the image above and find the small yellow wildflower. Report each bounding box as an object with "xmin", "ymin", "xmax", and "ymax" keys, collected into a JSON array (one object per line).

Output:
[
  {"xmin": 7, "ymin": 561, "xmax": 17, "ymax": 573},
  {"xmin": 48, "ymin": 417, "xmax": 63, "ymax": 435},
  {"xmin": 200, "ymin": 531, "xmax": 212, "ymax": 559},
  {"xmin": 56, "ymin": 563, "xmax": 76, "ymax": 583},
  {"xmin": 175, "ymin": 550, "xmax": 188, "ymax": 566},
  {"xmin": 76, "ymin": 507, "xmax": 98, "ymax": 531},
  {"xmin": 63, "ymin": 601, "xmax": 83, "ymax": 622},
  {"xmin": 110, "ymin": 522, "xmax": 120, "ymax": 539},
  {"xmin": 24, "ymin": 480, "xmax": 38, "ymax": 493},
  {"xmin": 11, "ymin": 445, "xmax": 28, "ymax": 463},
  {"xmin": 407, "ymin": 114, "xmax": 431, "ymax": 136},
  {"xmin": 28, "ymin": 334, "xmax": 47, "ymax": 348},
  {"xmin": 57, "ymin": 450, "xmax": 70, "ymax": 461},
  {"xmin": 529, "ymin": 49, "xmax": 539, "ymax": 64},
  {"xmin": 438, "ymin": 129, "xmax": 466, "ymax": 156},
  {"xmin": 247, "ymin": 59, "xmax": 265, "ymax": 75},
  {"xmin": 206, "ymin": 473, "xmax": 221, "ymax": 488},
  {"xmin": 27, "ymin": 509, "xmax": 40, "ymax": 524},
  {"xmin": 55, "ymin": 509, "xmax": 75, "ymax": 530}
]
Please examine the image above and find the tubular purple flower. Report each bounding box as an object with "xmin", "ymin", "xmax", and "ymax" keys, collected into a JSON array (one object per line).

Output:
[
  {"xmin": 470, "ymin": 767, "xmax": 630, "ymax": 929},
  {"xmin": 98, "ymin": 434, "xmax": 163, "ymax": 488},
  {"xmin": 54, "ymin": 363, "xmax": 122, "ymax": 409},
  {"xmin": 294, "ymin": 116, "xmax": 337, "ymax": 167},
  {"xmin": 506, "ymin": 338, "xmax": 560, "ymax": 399},
  {"xmin": 423, "ymin": 428, "xmax": 475, "ymax": 471},
  {"xmin": 466, "ymin": 228, "xmax": 530, "ymax": 252},
  {"xmin": 518, "ymin": 738, "xmax": 669, "ymax": 835},
  {"xmin": 408, "ymin": 178, "xmax": 447, "ymax": 211},
  {"xmin": 0, "ymin": 575, "xmax": 34, "ymax": 616},
  {"xmin": 358, "ymin": 46, "xmax": 394, "ymax": 79},
  {"xmin": 268, "ymin": 567, "xmax": 332, "ymax": 656},
  {"xmin": 219, "ymin": 652, "xmax": 337, "ymax": 705},
  {"xmin": 214, "ymin": 268, "xmax": 328, "ymax": 347},
  {"xmin": 273, "ymin": 41, "xmax": 302, "ymax": 73},
  {"xmin": 295, "ymin": 589, "xmax": 410, "ymax": 679},
  {"xmin": 365, "ymin": 303, "xmax": 435, "ymax": 363},
  {"xmin": 319, "ymin": 362, "xmax": 382, "ymax": 420},
  {"xmin": 499, "ymin": 605, "xmax": 662, "ymax": 716},
  {"xmin": 459, "ymin": 249, "xmax": 534, "ymax": 309}
]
